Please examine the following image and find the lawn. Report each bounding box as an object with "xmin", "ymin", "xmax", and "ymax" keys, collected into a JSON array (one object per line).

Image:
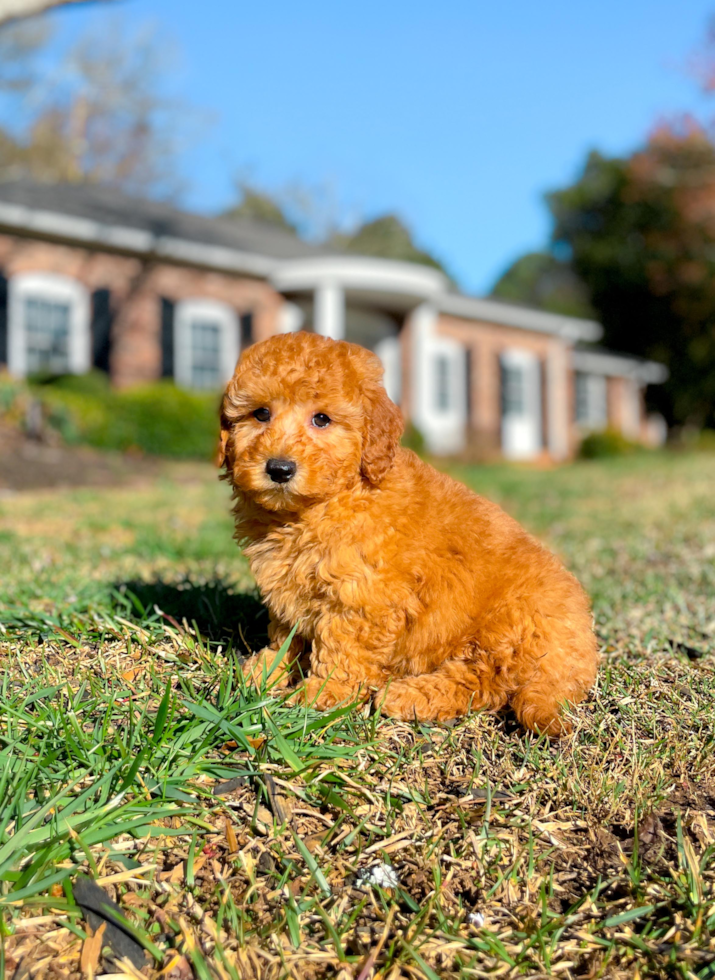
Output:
[{"xmin": 0, "ymin": 451, "xmax": 713, "ymax": 979}]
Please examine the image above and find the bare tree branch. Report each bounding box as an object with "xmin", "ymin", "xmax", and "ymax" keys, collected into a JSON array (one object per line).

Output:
[{"xmin": 0, "ymin": 0, "xmax": 115, "ymax": 28}]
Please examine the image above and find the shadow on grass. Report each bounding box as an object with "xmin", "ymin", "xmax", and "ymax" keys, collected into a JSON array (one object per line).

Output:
[{"xmin": 114, "ymin": 577, "xmax": 269, "ymax": 651}]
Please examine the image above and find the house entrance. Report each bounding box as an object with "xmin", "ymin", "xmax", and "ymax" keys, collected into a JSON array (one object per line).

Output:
[{"xmin": 500, "ymin": 349, "xmax": 542, "ymax": 459}]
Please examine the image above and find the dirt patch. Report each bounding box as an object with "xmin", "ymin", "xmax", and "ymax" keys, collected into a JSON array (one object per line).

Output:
[{"xmin": 0, "ymin": 422, "xmax": 165, "ymax": 491}]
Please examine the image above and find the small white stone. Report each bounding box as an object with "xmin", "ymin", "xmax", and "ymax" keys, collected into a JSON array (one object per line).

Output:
[
  {"xmin": 355, "ymin": 862, "xmax": 400, "ymax": 889},
  {"xmin": 467, "ymin": 911, "xmax": 485, "ymax": 928}
]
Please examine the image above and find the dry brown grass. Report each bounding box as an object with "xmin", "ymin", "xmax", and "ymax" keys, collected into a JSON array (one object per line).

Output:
[{"xmin": 0, "ymin": 451, "xmax": 713, "ymax": 979}]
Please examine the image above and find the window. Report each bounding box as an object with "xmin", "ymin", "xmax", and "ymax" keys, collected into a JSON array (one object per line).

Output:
[
  {"xmin": 501, "ymin": 363, "xmax": 525, "ymax": 416},
  {"xmin": 190, "ymin": 318, "xmax": 221, "ymax": 389},
  {"xmin": 174, "ymin": 299, "xmax": 239, "ymax": 391},
  {"xmin": 575, "ymin": 371, "xmax": 607, "ymax": 428},
  {"xmin": 240, "ymin": 311, "xmax": 255, "ymax": 348},
  {"xmin": 434, "ymin": 354, "xmax": 451, "ymax": 412},
  {"xmin": 25, "ymin": 297, "xmax": 71, "ymax": 374},
  {"xmin": 8, "ymin": 272, "xmax": 90, "ymax": 378}
]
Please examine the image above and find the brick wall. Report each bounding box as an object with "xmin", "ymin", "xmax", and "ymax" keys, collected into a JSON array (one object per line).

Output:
[
  {"xmin": 0, "ymin": 233, "xmax": 284, "ymax": 386},
  {"xmin": 436, "ymin": 313, "xmax": 568, "ymax": 459}
]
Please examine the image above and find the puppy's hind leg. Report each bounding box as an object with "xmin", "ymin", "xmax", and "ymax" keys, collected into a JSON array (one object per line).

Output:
[
  {"xmin": 374, "ymin": 658, "xmax": 507, "ymax": 723},
  {"xmin": 510, "ymin": 626, "xmax": 599, "ymax": 736}
]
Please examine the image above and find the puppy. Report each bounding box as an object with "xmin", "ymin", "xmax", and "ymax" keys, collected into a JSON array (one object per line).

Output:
[{"xmin": 219, "ymin": 331, "xmax": 598, "ymax": 734}]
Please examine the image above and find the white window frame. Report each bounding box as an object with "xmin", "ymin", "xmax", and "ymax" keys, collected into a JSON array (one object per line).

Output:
[
  {"xmin": 174, "ymin": 298, "xmax": 239, "ymax": 390},
  {"xmin": 8, "ymin": 272, "xmax": 90, "ymax": 377},
  {"xmin": 575, "ymin": 371, "xmax": 608, "ymax": 429}
]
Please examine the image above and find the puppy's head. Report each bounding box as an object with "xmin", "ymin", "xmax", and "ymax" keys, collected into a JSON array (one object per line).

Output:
[{"xmin": 219, "ymin": 331, "xmax": 403, "ymax": 512}]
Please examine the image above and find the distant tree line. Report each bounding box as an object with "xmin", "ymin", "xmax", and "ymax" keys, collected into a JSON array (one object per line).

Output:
[
  {"xmin": 492, "ymin": 25, "xmax": 715, "ymax": 430},
  {"xmin": 224, "ymin": 179, "xmax": 451, "ymax": 277}
]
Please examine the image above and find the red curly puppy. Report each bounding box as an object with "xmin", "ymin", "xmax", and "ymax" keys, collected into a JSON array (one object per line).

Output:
[{"xmin": 219, "ymin": 331, "xmax": 598, "ymax": 735}]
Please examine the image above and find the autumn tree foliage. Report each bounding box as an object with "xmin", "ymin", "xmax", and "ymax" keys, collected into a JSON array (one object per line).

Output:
[
  {"xmin": 547, "ymin": 124, "xmax": 715, "ymax": 428},
  {"xmin": 0, "ymin": 19, "xmax": 203, "ymax": 199},
  {"xmin": 494, "ymin": 21, "xmax": 715, "ymax": 429}
]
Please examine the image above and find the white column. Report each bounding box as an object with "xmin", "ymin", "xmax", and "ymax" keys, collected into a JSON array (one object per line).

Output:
[
  {"xmin": 314, "ymin": 280, "xmax": 345, "ymax": 339},
  {"xmin": 547, "ymin": 340, "xmax": 570, "ymax": 461},
  {"xmin": 410, "ymin": 302, "xmax": 436, "ymax": 436}
]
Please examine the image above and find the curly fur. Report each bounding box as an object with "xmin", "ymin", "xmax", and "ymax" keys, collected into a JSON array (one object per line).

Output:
[{"xmin": 219, "ymin": 331, "xmax": 599, "ymax": 734}]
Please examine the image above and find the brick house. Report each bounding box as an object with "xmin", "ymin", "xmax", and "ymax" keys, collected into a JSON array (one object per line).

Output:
[{"xmin": 0, "ymin": 180, "xmax": 667, "ymax": 459}]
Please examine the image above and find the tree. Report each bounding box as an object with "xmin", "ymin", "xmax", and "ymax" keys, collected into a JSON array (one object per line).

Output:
[
  {"xmin": 334, "ymin": 214, "xmax": 450, "ymax": 276},
  {"xmin": 0, "ymin": 0, "xmax": 115, "ymax": 28},
  {"xmin": 548, "ymin": 134, "xmax": 715, "ymax": 427},
  {"xmin": 222, "ymin": 181, "xmax": 298, "ymax": 232},
  {"xmin": 0, "ymin": 18, "xmax": 49, "ymax": 92},
  {"xmin": 222, "ymin": 176, "xmax": 348, "ymax": 242},
  {"xmin": 0, "ymin": 18, "xmax": 203, "ymax": 199},
  {"xmin": 222, "ymin": 179, "xmax": 451, "ymax": 277},
  {"xmin": 490, "ymin": 250, "xmax": 594, "ymax": 318}
]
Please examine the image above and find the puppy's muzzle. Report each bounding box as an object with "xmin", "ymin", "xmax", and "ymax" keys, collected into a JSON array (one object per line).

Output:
[{"xmin": 265, "ymin": 458, "xmax": 297, "ymax": 484}]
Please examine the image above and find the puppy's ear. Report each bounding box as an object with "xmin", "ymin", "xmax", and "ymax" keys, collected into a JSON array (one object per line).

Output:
[
  {"xmin": 217, "ymin": 394, "xmax": 233, "ymax": 469},
  {"xmin": 361, "ymin": 385, "xmax": 404, "ymax": 485},
  {"xmin": 216, "ymin": 427, "xmax": 230, "ymax": 468}
]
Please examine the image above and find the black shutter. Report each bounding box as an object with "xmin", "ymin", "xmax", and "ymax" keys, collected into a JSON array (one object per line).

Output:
[
  {"xmin": 240, "ymin": 311, "xmax": 254, "ymax": 350},
  {"xmin": 0, "ymin": 273, "xmax": 7, "ymax": 367},
  {"xmin": 91, "ymin": 288, "xmax": 113, "ymax": 374},
  {"xmin": 465, "ymin": 346, "xmax": 473, "ymax": 424},
  {"xmin": 160, "ymin": 297, "xmax": 175, "ymax": 378}
]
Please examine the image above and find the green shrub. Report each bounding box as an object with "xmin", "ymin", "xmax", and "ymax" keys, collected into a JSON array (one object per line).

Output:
[
  {"xmin": 694, "ymin": 428, "xmax": 715, "ymax": 452},
  {"xmin": 33, "ymin": 376, "xmax": 221, "ymax": 459},
  {"xmin": 401, "ymin": 421, "xmax": 426, "ymax": 455},
  {"xmin": 579, "ymin": 427, "xmax": 641, "ymax": 459},
  {"xmin": 34, "ymin": 369, "xmax": 112, "ymax": 397},
  {"xmin": 0, "ymin": 375, "xmax": 23, "ymax": 415}
]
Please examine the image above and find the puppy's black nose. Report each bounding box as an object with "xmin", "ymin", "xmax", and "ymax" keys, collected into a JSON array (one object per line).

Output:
[{"xmin": 265, "ymin": 458, "xmax": 297, "ymax": 484}]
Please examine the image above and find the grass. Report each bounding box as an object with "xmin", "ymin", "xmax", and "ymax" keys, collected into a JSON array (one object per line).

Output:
[{"xmin": 0, "ymin": 450, "xmax": 713, "ymax": 979}]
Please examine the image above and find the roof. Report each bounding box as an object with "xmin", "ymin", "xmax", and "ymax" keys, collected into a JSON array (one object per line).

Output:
[
  {"xmin": 573, "ymin": 345, "xmax": 669, "ymax": 384},
  {"xmin": 437, "ymin": 291, "xmax": 602, "ymax": 343},
  {"xmin": 0, "ymin": 179, "xmax": 325, "ymax": 272}
]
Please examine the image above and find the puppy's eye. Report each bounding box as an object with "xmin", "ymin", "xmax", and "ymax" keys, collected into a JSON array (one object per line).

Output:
[
  {"xmin": 252, "ymin": 408, "xmax": 270, "ymax": 422},
  {"xmin": 312, "ymin": 413, "xmax": 331, "ymax": 428}
]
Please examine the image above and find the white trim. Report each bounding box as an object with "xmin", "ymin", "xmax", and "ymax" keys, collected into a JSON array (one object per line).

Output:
[
  {"xmin": 8, "ymin": 271, "xmax": 89, "ymax": 377},
  {"xmin": 154, "ymin": 236, "xmax": 273, "ymax": 277},
  {"xmin": 174, "ymin": 297, "xmax": 239, "ymax": 390},
  {"xmin": 271, "ymin": 255, "xmax": 447, "ymax": 299},
  {"xmin": 438, "ymin": 293, "xmax": 602, "ymax": 342},
  {"xmin": 572, "ymin": 348, "xmax": 668, "ymax": 384}
]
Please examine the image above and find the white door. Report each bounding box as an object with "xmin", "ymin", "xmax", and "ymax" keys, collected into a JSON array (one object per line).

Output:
[{"xmin": 500, "ymin": 349, "xmax": 542, "ymax": 460}]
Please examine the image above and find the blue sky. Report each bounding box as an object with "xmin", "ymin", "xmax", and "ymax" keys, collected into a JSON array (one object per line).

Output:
[{"xmin": 46, "ymin": 0, "xmax": 714, "ymax": 293}]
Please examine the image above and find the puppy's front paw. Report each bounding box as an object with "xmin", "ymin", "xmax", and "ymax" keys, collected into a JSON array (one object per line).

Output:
[
  {"xmin": 289, "ymin": 675, "xmax": 366, "ymax": 711},
  {"xmin": 242, "ymin": 647, "xmax": 293, "ymax": 690},
  {"xmin": 374, "ymin": 679, "xmax": 456, "ymax": 722}
]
